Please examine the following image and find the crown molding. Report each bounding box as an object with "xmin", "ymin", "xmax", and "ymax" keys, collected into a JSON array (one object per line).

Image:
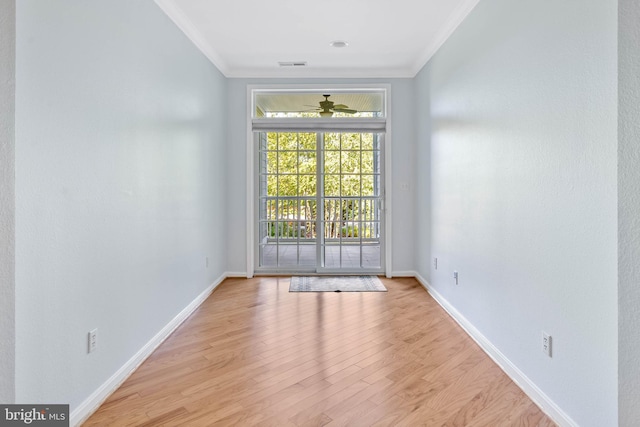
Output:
[
  {"xmin": 155, "ymin": 0, "xmax": 231, "ymax": 76},
  {"xmin": 410, "ymin": 0, "xmax": 482, "ymax": 76},
  {"xmin": 226, "ymin": 66, "xmax": 415, "ymax": 79}
]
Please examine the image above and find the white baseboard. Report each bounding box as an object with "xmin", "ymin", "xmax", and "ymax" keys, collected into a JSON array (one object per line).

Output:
[
  {"xmin": 225, "ymin": 271, "xmax": 249, "ymax": 278},
  {"xmin": 390, "ymin": 270, "xmax": 416, "ymax": 277},
  {"xmin": 412, "ymin": 272, "xmax": 577, "ymax": 427},
  {"xmin": 70, "ymin": 273, "xmax": 228, "ymax": 426}
]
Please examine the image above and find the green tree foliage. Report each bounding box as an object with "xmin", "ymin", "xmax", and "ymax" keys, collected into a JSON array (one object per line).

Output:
[
  {"xmin": 263, "ymin": 131, "xmax": 379, "ymax": 238},
  {"xmin": 266, "ymin": 132, "xmax": 375, "ymax": 197}
]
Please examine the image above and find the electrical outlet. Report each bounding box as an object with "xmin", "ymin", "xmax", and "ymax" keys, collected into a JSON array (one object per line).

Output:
[
  {"xmin": 88, "ymin": 329, "xmax": 98, "ymax": 353},
  {"xmin": 542, "ymin": 332, "xmax": 552, "ymax": 357},
  {"xmin": 453, "ymin": 271, "xmax": 459, "ymax": 285},
  {"xmin": 434, "ymin": 257, "xmax": 438, "ymax": 270}
]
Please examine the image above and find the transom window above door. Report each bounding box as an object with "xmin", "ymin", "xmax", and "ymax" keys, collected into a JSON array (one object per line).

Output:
[
  {"xmin": 252, "ymin": 90, "xmax": 388, "ymax": 137},
  {"xmin": 253, "ymin": 90, "xmax": 386, "ymax": 119}
]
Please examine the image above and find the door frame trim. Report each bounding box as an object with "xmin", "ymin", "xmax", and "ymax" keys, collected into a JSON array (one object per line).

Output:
[{"xmin": 246, "ymin": 84, "xmax": 392, "ymax": 278}]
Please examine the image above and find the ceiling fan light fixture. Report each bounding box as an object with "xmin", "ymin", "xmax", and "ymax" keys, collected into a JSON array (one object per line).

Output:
[
  {"xmin": 309, "ymin": 94, "xmax": 357, "ymax": 117},
  {"xmin": 330, "ymin": 40, "xmax": 349, "ymax": 48}
]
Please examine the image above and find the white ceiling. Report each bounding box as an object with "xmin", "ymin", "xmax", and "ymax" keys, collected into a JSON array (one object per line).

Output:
[{"xmin": 155, "ymin": 0, "xmax": 481, "ymax": 78}]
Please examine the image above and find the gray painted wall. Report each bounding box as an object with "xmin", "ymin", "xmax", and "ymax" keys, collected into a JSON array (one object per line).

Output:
[
  {"xmin": 619, "ymin": 0, "xmax": 640, "ymax": 424},
  {"xmin": 15, "ymin": 0, "xmax": 227, "ymax": 410},
  {"xmin": 0, "ymin": 0, "xmax": 16, "ymax": 404},
  {"xmin": 413, "ymin": 63, "xmax": 431, "ymax": 285},
  {"xmin": 414, "ymin": 0, "xmax": 617, "ymax": 425},
  {"xmin": 225, "ymin": 78, "xmax": 416, "ymax": 276}
]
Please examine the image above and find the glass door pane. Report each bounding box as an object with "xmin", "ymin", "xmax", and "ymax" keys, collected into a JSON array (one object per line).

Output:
[
  {"xmin": 258, "ymin": 132, "xmax": 318, "ymax": 270},
  {"xmin": 319, "ymin": 132, "xmax": 382, "ymax": 271},
  {"xmin": 257, "ymin": 131, "xmax": 383, "ymax": 273}
]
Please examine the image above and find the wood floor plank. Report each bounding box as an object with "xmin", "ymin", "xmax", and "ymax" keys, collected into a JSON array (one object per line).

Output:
[
  {"xmin": 324, "ymin": 398, "xmax": 380, "ymax": 427},
  {"xmin": 324, "ymin": 377, "xmax": 394, "ymax": 421},
  {"xmin": 248, "ymin": 378, "xmax": 336, "ymax": 426},
  {"xmin": 445, "ymin": 374, "xmax": 526, "ymax": 426},
  {"xmin": 396, "ymin": 360, "xmax": 503, "ymax": 425},
  {"xmin": 83, "ymin": 277, "xmax": 556, "ymax": 426},
  {"xmin": 492, "ymin": 399, "xmax": 546, "ymax": 427},
  {"xmin": 289, "ymin": 380, "xmax": 372, "ymax": 426},
  {"xmin": 349, "ymin": 394, "xmax": 408, "ymax": 426}
]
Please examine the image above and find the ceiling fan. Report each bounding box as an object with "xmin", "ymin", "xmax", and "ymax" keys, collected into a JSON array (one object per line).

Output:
[{"xmin": 308, "ymin": 94, "xmax": 357, "ymax": 117}]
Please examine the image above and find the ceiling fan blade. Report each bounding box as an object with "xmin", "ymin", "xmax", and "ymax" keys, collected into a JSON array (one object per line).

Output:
[
  {"xmin": 332, "ymin": 104, "xmax": 350, "ymax": 109},
  {"xmin": 332, "ymin": 108, "xmax": 357, "ymax": 114}
]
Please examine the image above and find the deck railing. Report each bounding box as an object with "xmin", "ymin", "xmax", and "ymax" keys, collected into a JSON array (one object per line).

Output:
[{"xmin": 259, "ymin": 196, "xmax": 381, "ymax": 242}]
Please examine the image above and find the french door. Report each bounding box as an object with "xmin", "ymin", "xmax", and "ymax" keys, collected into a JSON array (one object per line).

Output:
[{"xmin": 256, "ymin": 130, "xmax": 384, "ymax": 273}]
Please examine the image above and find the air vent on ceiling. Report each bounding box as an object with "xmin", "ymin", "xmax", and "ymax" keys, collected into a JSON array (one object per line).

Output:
[{"xmin": 278, "ymin": 61, "xmax": 308, "ymax": 67}]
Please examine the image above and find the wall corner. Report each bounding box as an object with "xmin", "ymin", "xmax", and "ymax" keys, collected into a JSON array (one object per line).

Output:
[{"xmin": 0, "ymin": 0, "xmax": 16, "ymax": 404}]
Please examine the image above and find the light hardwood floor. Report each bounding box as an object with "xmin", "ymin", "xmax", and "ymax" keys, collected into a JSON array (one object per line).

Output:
[{"xmin": 84, "ymin": 277, "xmax": 556, "ymax": 426}]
